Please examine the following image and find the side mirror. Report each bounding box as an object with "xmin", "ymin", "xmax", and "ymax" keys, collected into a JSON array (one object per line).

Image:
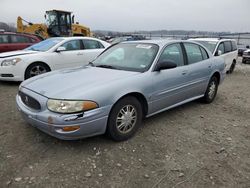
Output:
[
  {"xmin": 72, "ymin": 15, "xmax": 75, "ymax": 24},
  {"xmin": 56, "ymin": 46, "xmax": 66, "ymax": 52},
  {"xmin": 246, "ymin": 45, "xmax": 249, "ymax": 49},
  {"xmin": 155, "ymin": 60, "xmax": 177, "ymax": 71},
  {"xmin": 215, "ymin": 50, "xmax": 222, "ymax": 56}
]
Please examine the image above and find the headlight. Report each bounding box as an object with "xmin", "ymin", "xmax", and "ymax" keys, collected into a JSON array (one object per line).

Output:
[
  {"xmin": 47, "ymin": 99, "xmax": 98, "ymax": 114},
  {"xmin": 1, "ymin": 58, "xmax": 22, "ymax": 66}
]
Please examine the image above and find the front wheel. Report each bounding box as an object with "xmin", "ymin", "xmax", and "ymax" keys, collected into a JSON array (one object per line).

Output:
[
  {"xmin": 202, "ymin": 76, "xmax": 219, "ymax": 103},
  {"xmin": 25, "ymin": 63, "xmax": 50, "ymax": 80},
  {"xmin": 106, "ymin": 96, "xmax": 142, "ymax": 141}
]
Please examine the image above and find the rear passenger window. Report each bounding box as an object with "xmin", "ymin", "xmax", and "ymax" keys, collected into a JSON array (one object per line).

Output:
[
  {"xmin": 11, "ymin": 35, "xmax": 30, "ymax": 43},
  {"xmin": 62, "ymin": 40, "xmax": 82, "ymax": 51},
  {"xmin": 158, "ymin": 43, "xmax": 184, "ymax": 66},
  {"xmin": 200, "ymin": 47, "xmax": 209, "ymax": 60},
  {"xmin": 224, "ymin": 41, "xmax": 232, "ymax": 53},
  {"xmin": 184, "ymin": 43, "xmax": 203, "ymax": 64},
  {"xmin": 231, "ymin": 41, "xmax": 237, "ymax": 51},
  {"xmin": 83, "ymin": 39, "xmax": 104, "ymax": 49},
  {"xmin": 0, "ymin": 35, "xmax": 9, "ymax": 43}
]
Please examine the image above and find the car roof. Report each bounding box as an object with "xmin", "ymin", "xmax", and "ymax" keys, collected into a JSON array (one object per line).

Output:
[
  {"xmin": 189, "ymin": 38, "xmax": 235, "ymax": 42},
  {"xmin": 0, "ymin": 31, "xmax": 41, "ymax": 38},
  {"xmin": 121, "ymin": 39, "xmax": 193, "ymax": 47},
  {"xmin": 53, "ymin": 36, "xmax": 104, "ymax": 41}
]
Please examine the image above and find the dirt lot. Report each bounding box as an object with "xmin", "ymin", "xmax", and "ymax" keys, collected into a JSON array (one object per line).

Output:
[{"xmin": 0, "ymin": 58, "xmax": 249, "ymax": 188}]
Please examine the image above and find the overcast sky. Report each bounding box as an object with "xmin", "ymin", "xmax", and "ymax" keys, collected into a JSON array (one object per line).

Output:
[{"xmin": 1, "ymin": 0, "xmax": 249, "ymax": 32}]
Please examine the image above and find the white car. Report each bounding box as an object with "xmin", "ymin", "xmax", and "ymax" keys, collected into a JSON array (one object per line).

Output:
[
  {"xmin": 0, "ymin": 37, "xmax": 110, "ymax": 81},
  {"xmin": 189, "ymin": 38, "xmax": 238, "ymax": 73}
]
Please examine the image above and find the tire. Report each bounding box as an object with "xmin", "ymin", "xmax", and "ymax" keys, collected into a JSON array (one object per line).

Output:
[
  {"xmin": 106, "ymin": 96, "xmax": 142, "ymax": 141},
  {"xmin": 229, "ymin": 61, "xmax": 236, "ymax": 74},
  {"xmin": 242, "ymin": 58, "xmax": 246, "ymax": 64},
  {"xmin": 202, "ymin": 76, "xmax": 219, "ymax": 104},
  {"xmin": 25, "ymin": 63, "xmax": 50, "ymax": 80}
]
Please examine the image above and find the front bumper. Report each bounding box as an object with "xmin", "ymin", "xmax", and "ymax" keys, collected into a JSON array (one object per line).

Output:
[
  {"xmin": 242, "ymin": 56, "xmax": 250, "ymax": 63},
  {"xmin": 16, "ymin": 87, "xmax": 112, "ymax": 140},
  {"xmin": 0, "ymin": 65, "xmax": 24, "ymax": 81}
]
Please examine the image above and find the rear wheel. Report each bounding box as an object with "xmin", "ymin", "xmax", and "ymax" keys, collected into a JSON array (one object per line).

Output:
[
  {"xmin": 229, "ymin": 61, "xmax": 236, "ymax": 73},
  {"xmin": 106, "ymin": 96, "xmax": 142, "ymax": 141},
  {"xmin": 202, "ymin": 76, "xmax": 218, "ymax": 103},
  {"xmin": 25, "ymin": 63, "xmax": 50, "ymax": 80}
]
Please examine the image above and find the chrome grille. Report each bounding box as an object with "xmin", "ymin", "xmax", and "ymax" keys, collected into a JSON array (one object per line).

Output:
[{"xmin": 19, "ymin": 91, "xmax": 41, "ymax": 110}]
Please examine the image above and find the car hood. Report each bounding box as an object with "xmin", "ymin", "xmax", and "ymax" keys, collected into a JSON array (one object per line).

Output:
[
  {"xmin": 0, "ymin": 50, "xmax": 38, "ymax": 58},
  {"xmin": 21, "ymin": 66, "xmax": 140, "ymax": 99}
]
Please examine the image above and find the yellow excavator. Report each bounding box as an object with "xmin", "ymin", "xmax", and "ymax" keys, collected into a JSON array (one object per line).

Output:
[{"xmin": 17, "ymin": 10, "xmax": 91, "ymax": 39}]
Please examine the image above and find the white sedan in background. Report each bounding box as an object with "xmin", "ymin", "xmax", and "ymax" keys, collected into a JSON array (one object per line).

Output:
[{"xmin": 0, "ymin": 37, "xmax": 110, "ymax": 81}]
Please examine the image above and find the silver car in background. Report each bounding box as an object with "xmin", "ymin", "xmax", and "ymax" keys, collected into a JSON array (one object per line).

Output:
[{"xmin": 16, "ymin": 40, "xmax": 226, "ymax": 141}]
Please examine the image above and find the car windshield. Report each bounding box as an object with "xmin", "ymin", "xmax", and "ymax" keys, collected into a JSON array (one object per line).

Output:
[
  {"xmin": 193, "ymin": 40, "xmax": 218, "ymax": 53},
  {"xmin": 93, "ymin": 43, "xmax": 159, "ymax": 72},
  {"xmin": 25, "ymin": 38, "xmax": 63, "ymax": 52}
]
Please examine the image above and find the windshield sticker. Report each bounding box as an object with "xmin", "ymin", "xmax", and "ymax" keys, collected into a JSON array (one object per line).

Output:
[
  {"xmin": 140, "ymin": 65, "xmax": 147, "ymax": 68},
  {"xmin": 136, "ymin": 44, "xmax": 152, "ymax": 49}
]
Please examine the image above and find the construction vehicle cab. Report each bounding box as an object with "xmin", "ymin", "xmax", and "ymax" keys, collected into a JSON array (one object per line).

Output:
[
  {"xmin": 45, "ymin": 10, "xmax": 72, "ymax": 37},
  {"xmin": 17, "ymin": 10, "xmax": 91, "ymax": 39}
]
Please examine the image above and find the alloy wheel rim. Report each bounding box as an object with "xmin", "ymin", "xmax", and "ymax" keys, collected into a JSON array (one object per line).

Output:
[
  {"xmin": 208, "ymin": 81, "xmax": 216, "ymax": 99},
  {"xmin": 30, "ymin": 66, "xmax": 47, "ymax": 77},
  {"xmin": 116, "ymin": 105, "xmax": 137, "ymax": 134}
]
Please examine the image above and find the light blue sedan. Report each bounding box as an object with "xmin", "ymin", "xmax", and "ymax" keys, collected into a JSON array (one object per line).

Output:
[{"xmin": 16, "ymin": 40, "xmax": 226, "ymax": 141}]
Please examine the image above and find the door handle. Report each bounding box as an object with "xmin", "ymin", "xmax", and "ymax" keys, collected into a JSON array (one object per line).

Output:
[
  {"xmin": 77, "ymin": 53, "xmax": 84, "ymax": 55},
  {"xmin": 182, "ymin": 70, "xmax": 188, "ymax": 75},
  {"xmin": 208, "ymin": 65, "xmax": 212, "ymax": 68}
]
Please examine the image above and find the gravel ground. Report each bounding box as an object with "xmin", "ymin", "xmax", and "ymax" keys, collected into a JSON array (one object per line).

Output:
[{"xmin": 0, "ymin": 58, "xmax": 249, "ymax": 188}]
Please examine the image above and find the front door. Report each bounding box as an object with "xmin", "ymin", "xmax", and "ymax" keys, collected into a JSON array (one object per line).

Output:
[
  {"xmin": 150, "ymin": 43, "xmax": 189, "ymax": 113},
  {"xmin": 52, "ymin": 39, "xmax": 85, "ymax": 69}
]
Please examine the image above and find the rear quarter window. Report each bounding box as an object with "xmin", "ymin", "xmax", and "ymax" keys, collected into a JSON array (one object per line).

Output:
[{"xmin": 200, "ymin": 47, "xmax": 209, "ymax": 60}]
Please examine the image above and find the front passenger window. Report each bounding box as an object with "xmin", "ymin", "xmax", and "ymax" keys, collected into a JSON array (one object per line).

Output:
[
  {"xmin": 217, "ymin": 43, "xmax": 225, "ymax": 54},
  {"xmin": 158, "ymin": 43, "xmax": 184, "ymax": 66}
]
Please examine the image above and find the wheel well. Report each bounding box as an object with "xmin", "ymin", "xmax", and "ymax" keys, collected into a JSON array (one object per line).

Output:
[
  {"xmin": 116, "ymin": 92, "xmax": 148, "ymax": 117},
  {"xmin": 212, "ymin": 72, "xmax": 221, "ymax": 84},
  {"xmin": 25, "ymin": 62, "xmax": 51, "ymax": 79},
  {"xmin": 73, "ymin": 34, "xmax": 84, "ymax": 36}
]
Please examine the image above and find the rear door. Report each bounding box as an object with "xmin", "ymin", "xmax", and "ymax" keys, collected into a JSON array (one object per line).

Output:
[
  {"xmin": 182, "ymin": 42, "xmax": 212, "ymax": 98},
  {"xmin": 9, "ymin": 34, "xmax": 33, "ymax": 51},
  {"xmin": 151, "ymin": 43, "xmax": 190, "ymax": 113},
  {"xmin": 81, "ymin": 39, "xmax": 106, "ymax": 62},
  {"xmin": 0, "ymin": 34, "xmax": 10, "ymax": 52}
]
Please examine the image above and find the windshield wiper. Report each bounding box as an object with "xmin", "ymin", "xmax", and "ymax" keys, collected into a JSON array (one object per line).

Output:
[{"xmin": 96, "ymin": 64, "xmax": 118, "ymax": 69}]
